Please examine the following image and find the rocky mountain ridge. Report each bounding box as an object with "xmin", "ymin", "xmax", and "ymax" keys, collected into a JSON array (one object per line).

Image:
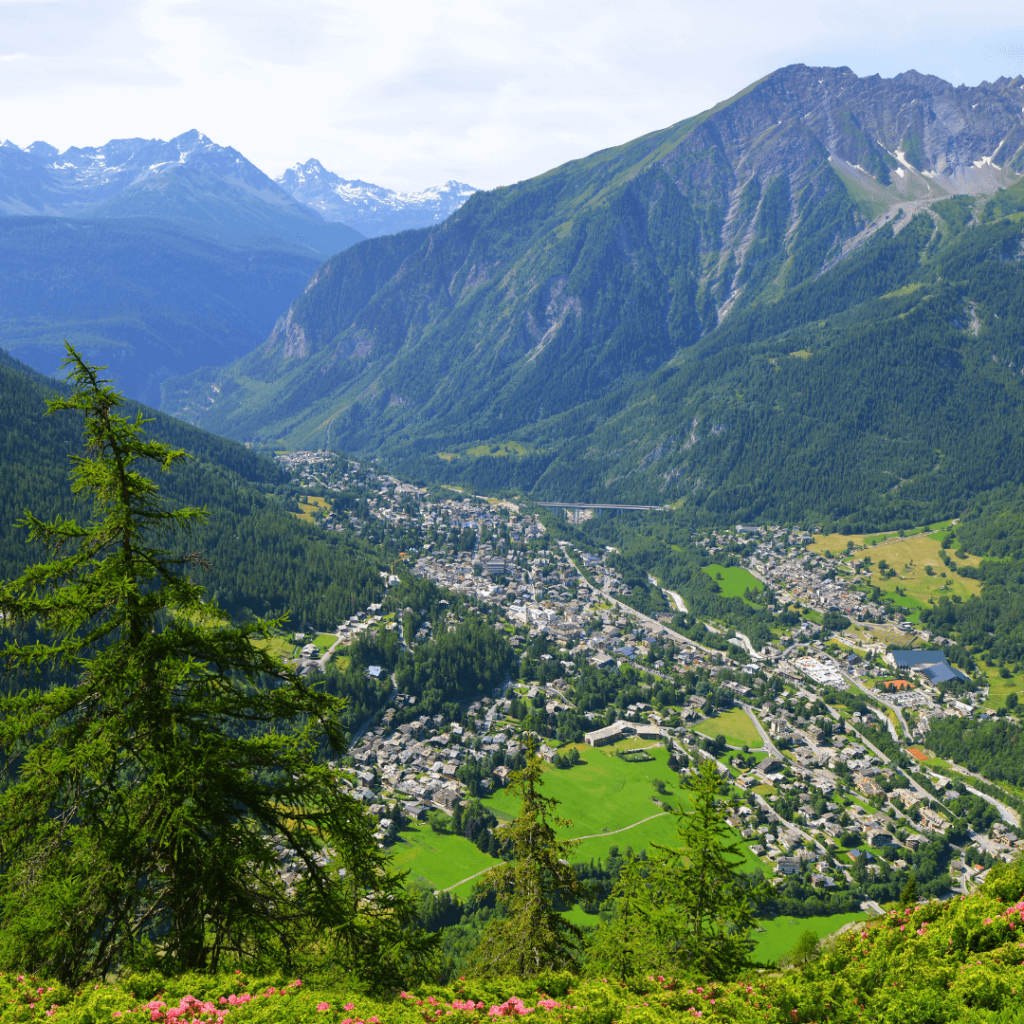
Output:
[
  {"xmin": 0, "ymin": 130, "xmax": 297, "ymax": 216},
  {"xmin": 163, "ymin": 64, "xmax": 1024, "ymax": 474},
  {"xmin": 0, "ymin": 130, "xmax": 366, "ymax": 406},
  {"xmin": 276, "ymin": 159, "xmax": 477, "ymax": 237}
]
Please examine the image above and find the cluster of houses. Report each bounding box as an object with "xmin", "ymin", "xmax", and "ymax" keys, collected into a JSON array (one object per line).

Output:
[{"xmin": 269, "ymin": 457, "xmax": 1022, "ymax": 889}]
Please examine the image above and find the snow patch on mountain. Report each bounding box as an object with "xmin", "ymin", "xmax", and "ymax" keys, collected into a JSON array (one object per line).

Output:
[
  {"xmin": 277, "ymin": 159, "xmax": 476, "ymax": 236},
  {"xmin": 0, "ymin": 130, "xmax": 292, "ymax": 215}
]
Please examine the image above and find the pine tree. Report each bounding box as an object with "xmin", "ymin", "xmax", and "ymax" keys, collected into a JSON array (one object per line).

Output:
[
  {"xmin": 900, "ymin": 873, "xmax": 919, "ymax": 908},
  {"xmin": 589, "ymin": 758, "xmax": 770, "ymax": 979},
  {"xmin": 0, "ymin": 348, "xmax": 435, "ymax": 987},
  {"xmin": 472, "ymin": 742, "xmax": 588, "ymax": 976}
]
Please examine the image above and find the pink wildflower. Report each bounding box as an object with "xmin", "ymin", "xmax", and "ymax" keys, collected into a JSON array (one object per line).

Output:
[
  {"xmin": 317, "ymin": 1002, "xmax": 331, "ymax": 1012},
  {"xmin": 345, "ymin": 1003, "xmax": 356, "ymax": 1011}
]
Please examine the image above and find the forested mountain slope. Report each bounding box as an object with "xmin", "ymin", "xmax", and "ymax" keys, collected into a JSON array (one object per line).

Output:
[
  {"xmin": 522, "ymin": 193, "xmax": 1024, "ymax": 523},
  {"xmin": 163, "ymin": 64, "xmax": 1024, "ymax": 491},
  {"xmin": 0, "ymin": 131, "xmax": 363, "ymax": 407},
  {"xmin": 0, "ymin": 351, "xmax": 383, "ymax": 629}
]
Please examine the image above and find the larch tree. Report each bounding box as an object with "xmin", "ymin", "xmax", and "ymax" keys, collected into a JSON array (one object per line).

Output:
[
  {"xmin": 472, "ymin": 742, "xmax": 588, "ymax": 976},
  {"xmin": 589, "ymin": 757, "xmax": 769, "ymax": 979},
  {"xmin": 0, "ymin": 347, "xmax": 435, "ymax": 987}
]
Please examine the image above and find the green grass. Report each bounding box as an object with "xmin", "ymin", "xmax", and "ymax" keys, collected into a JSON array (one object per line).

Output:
[
  {"xmin": 390, "ymin": 747, "xmax": 766, "ymax": 896},
  {"xmin": 720, "ymin": 749, "xmax": 769, "ymax": 770},
  {"xmin": 389, "ymin": 824, "xmax": 499, "ymax": 897},
  {"xmin": 752, "ymin": 912, "xmax": 871, "ymax": 962},
  {"xmin": 978, "ymin": 662, "xmax": 1023, "ymax": 710},
  {"xmin": 462, "ymin": 441, "xmax": 532, "ymax": 458},
  {"xmin": 809, "ymin": 520, "xmax": 954, "ymax": 556},
  {"xmin": 261, "ymin": 634, "xmax": 299, "ymax": 660},
  {"xmin": 294, "ymin": 495, "xmax": 331, "ymax": 523},
  {"xmin": 692, "ymin": 707, "xmax": 764, "ymax": 749},
  {"xmin": 865, "ymin": 536, "xmax": 981, "ymax": 608},
  {"xmin": 314, "ymin": 631, "xmax": 338, "ymax": 649},
  {"xmin": 484, "ymin": 745, "xmax": 680, "ymax": 840},
  {"xmin": 485, "ymin": 745, "xmax": 765, "ymax": 876},
  {"xmin": 701, "ymin": 564, "xmax": 762, "ymax": 600}
]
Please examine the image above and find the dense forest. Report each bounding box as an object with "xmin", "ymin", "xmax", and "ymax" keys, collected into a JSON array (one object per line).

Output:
[
  {"xmin": 925, "ymin": 717, "xmax": 1024, "ymax": 788},
  {"xmin": 0, "ymin": 350, "xmax": 386, "ymax": 631}
]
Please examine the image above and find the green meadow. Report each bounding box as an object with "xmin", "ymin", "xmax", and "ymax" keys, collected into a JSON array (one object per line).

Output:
[
  {"xmin": 693, "ymin": 707, "xmax": 765, "ymax": 749},
  {"xmin": 483, "ymin": 742, "xmax": 683, "ymax": 840},
  {"xmin": 700, "ymin": 564, "xmax": 763, "ymax": 599},
  {"xmin": 389, "ymin": 823, "xmax": 499, "ymax": 897},
  {"xmin": 751, "ymin": 911, "xmax": 872, "ymax": 962}
]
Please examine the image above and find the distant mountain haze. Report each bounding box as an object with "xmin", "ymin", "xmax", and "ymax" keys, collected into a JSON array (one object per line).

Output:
[
  {"xmin": 0, "ymin": 130, "xmax": 399, "ymax": 406},
  {"xmin": 276, "ymin": 159, "xmax": 477, "ymax": 237},
  {"xmin": 162, "ymin": 64, "xmax": 1024, "ymax": 524}
]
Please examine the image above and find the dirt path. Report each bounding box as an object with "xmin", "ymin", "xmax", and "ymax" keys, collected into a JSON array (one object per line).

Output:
[{"xmin": 435, "ymin": 812, "xmax": 670, "ymax": 893}]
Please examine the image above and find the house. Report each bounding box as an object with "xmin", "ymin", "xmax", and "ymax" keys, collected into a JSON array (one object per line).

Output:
[
  {"xmin": 854, "ymin": 773, "xmax": 884, "ymax": 799},
  {"xmin": 433, "ymin": 789, "xmax": 461, "ymax": 812},
  {"xmin": 635, "ymin": 724, "xmax": 663, "ymax": 740},
  {"xmin": 776, "ymin": 856, "xmax": 801, "ymax": 875}
]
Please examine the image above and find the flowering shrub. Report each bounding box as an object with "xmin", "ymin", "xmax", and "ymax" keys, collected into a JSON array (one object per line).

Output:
[{"xmin": 2, "ymin": 861, "xmax": 1024, "ymax": 1024}]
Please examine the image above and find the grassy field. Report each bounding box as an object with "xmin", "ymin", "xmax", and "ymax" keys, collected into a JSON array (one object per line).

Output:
[
  {"xmin": 293, "ymin": 495, "xmax": 331, "ymax": 523},
  {"xmin": 721, "ymin": 749, "xmax": 770, "ymax": 769},
  {"xmin": 859, "ymin": 533, "xmax": 982, "ymax": 608},
  {"xmin": 808, "ymin": 521, "xmax": 953, "ymax": 556},
  {"xmin": 484, "ymin": 743, "xmax": 682, "ymax": 841},
  {"xmin": 485, "ymin": 744, "xmax": 766, "ymax": 876},
  {"xmin": 752, "ymin": 911, "xmax": 871, "ymax": 962},
  {"xmin": 692, "ymin": 707, "xmax": 764, "ymax": 749},
  {"xmin": 978, "ymin": 662, "xmax": 1024, "ymax": 710},
  {"xmin": 261, "ymin": 634, "xmax": 300, "ymax": 660},
  {"xmin": 389, "ymin": 823, "xmax": 499, "ymax": 896},
  {"xmin": 390, "ymin": 745, "xmax": 767, "ymax": 896},
  {"xmin": 700, "ymin": 564, "xmax": 762, "ymax": 600},
  {"xmin": 462, "ymin": 441, "xmax": 531, "ymax": 458}
]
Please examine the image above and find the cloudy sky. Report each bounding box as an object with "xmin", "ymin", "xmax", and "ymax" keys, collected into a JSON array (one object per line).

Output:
[{"xmin": 3, "ymin": 0, "xmax": 1024, "ymax": 191}]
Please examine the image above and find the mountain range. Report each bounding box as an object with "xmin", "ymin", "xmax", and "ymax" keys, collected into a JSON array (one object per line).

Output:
[
  {"xmin": 161, "ymin": 64, "xmax": 1024, "ymax": 527},
  {"xmin": 0, "ymin": 132, "xmax": 475, "ymax": 406},
  {"xmin": 276, "ymin": 159, "xmax": 477, "ymax": 237}
]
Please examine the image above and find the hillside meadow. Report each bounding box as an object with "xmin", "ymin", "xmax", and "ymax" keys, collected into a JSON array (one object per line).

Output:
[{"xmin": 390, "ymin": 743, "xmax": 769, "ymax": 896}]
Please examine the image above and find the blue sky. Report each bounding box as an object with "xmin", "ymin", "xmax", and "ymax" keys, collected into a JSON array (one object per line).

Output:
[{"xmin": 2, "ymin": 0, "xmax": 1023, "ymax": 191}]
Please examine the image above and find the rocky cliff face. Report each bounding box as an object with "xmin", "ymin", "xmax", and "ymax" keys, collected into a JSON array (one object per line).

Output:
[{"xmin": 163, "ymin": 65, "xmax": 1024, "ymax": 458}]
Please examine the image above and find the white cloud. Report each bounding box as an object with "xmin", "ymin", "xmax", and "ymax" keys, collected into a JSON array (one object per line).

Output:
[{"xmin": 2, "ymin": 0, "xmax": 1024, "ymax": 190}]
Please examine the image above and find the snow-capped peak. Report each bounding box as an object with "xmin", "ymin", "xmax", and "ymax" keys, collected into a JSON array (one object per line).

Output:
[{"xmin": 276, "ymin": 159, "xmax": 477, "ymax": 236}]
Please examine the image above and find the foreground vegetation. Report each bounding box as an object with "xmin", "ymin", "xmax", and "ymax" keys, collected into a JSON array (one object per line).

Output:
[{"xmin": 5, "ymin": 861, "xmax": 1024, "ymax": 1023}]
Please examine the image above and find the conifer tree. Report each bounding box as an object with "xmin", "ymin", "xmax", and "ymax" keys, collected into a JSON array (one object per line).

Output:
[
  {"xmin": 589, "ymin": 758, "xmax": 769, "ymax": 979},
  {"xmin": 472, "ymin": 742, "xmax": 587, "ymax": 976},
  {"xmin": 0, "ymin": 348, "xmax": 435, "ymax": 986}
]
